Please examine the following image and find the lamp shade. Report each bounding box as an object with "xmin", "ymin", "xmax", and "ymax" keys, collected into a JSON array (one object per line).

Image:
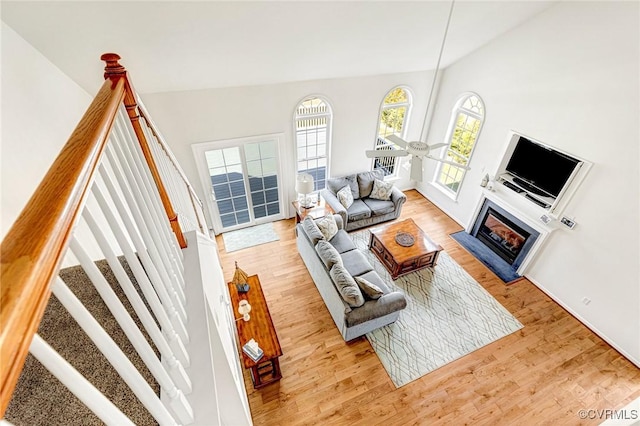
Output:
[{"xmin": 295, "ymin": 173, "xmax": 314, "ymax": 194}]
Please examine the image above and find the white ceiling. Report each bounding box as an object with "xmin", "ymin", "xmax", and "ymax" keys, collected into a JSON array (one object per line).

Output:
[{"xmin": 1, "ymin": 1, "xmax": 556, "ymax": 95}]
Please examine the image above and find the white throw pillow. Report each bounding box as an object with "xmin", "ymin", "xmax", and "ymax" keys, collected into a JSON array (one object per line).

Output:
[
  {"xmin": 337, "ymin": 185, "xmax": 354, "ymax": 209},
  {"xmin": 370, "ymin": 178, "xmax": 393, "ymax": 201},
  {"xmin": 316, "ymin": 214, "xmax": 339, "ymax": 241}
]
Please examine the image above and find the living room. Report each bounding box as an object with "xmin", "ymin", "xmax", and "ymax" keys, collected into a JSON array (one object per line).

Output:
[{"xmin": 2, "ymin": 1, "xmax": 638, "ymax": 424}]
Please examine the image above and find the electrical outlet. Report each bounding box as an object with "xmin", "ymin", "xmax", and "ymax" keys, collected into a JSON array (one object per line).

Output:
[
  {"xmin": 582, "ymin": 297, "xmax": 591, "ymax": 306},
  {"xmin": 539, "ymin": 214, "xmax": 552, "ymax": 224},
  {"xmin": 560, "ymin": 217, "xmax": 576, "ymax": 229}
]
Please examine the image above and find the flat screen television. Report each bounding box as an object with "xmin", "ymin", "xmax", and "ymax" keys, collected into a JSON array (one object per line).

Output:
[{"xmin": 505, "ymin": 136, "xmax": 581, "ymax": 198}]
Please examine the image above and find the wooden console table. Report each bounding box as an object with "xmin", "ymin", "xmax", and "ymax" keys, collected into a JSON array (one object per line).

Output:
[
  {"xmin": 228, "ymin": 274, "xmax": 282, "ymax": 388},
  {"xmin": 369, "ymin": 218, "xmax": 443, "ymax": 279}
]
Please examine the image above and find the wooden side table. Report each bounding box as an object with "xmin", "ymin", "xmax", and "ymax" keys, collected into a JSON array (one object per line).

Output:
[
  {"xmin": 228, "ymin": 274, "xmax": 282, "ymax": 389},
  {"xmin": 292, "ymin": 196, "xmax": 335, "ymax": 223}
]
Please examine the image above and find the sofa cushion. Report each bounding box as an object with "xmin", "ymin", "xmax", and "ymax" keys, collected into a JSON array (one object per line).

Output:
[
  {"xmin": 355, "ymin": 276, "xmax": 384, "ymax": 300},
  {"xmin": 345, "ymin": 292, "xmax": 407, "ymax": 327},
  {"xmin": 347, "ymin": 199, "xmax": 372, "ymax": 221},
  {"xmin": 328, "ymin": 229, "xmax": 357, "ymax": 254},
  {"xmin": 357, "ymin": 170, "xmax": 384, "ymax": 198},
  {"xmin": 337, "ymin": 185, "xmax": 354, "ymax": 209},
  {"xmin": 315, "ymin": 215, "xmax": 338, "ymax": 240},
  {"xmin": 327, "ymin": 174, "xmax": 359, "ymax": 199},
  {"xmin": 370, "ymin": 178, "xmax": 394, "ymax": 201},
  {"xmin": 330, "ymin": 264, "xmax": 365, "ymax": 308},
  {"xmin": 356, "ymin": 270, "xmax": 391, "ymax": 294},
  {"xmin": 315, "ymin": 240, "xmax": 343, "ymax": 270},
  {"xmin": 301, "ymin": 216, "xmax": 325, "ymax": 245},
  {"xmin": 363, "ymin": 198, "xmax": 395, "ymax": 216},
  {"xmin": 340, "ymin": 249, "xmax": 374, "ymax": 277}
]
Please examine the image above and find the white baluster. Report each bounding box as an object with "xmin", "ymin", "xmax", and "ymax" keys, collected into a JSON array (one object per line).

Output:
[
  {"xmin": 52, "ymin": 277, "xmax": 191, "ymax": 425},
  {"xmin": 109, "ymin": 125, "xmax": 188, "ymax": 305},
  {"xmin": 121, "ymin": 115, "xmax": 185, "ymax": 270},
  {"xmin": 82, "ymin": 206, "xmax": 189, "ymax": 367},
  {"xmin": 68, "ymin": 237, "xmax": 192, "ymax": 394},
  {"xmin": 29, "ymin": 334, "xmax": 134, "ymax": 426},
  {"xmin": 93, "ymin": 172, "xmax": 189, "ymax": 344}
]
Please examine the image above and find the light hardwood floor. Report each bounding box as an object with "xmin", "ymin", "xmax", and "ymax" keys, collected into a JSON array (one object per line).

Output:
[{"xmin": 216, "ymin": 190, "xmax": 640, "ymax": 425}]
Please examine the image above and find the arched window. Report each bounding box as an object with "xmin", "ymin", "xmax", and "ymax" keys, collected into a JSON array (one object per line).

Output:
[
  {"xmin": 434, "ymin": 93, "xmax": 484, "ymax": 197},
  {"xmin": 373, "ymin": 86, "xmax": 412, "ymax": 178},
  {"xmin": 295, "ymin": 96, "xmax": 332, "ymax": 191}
]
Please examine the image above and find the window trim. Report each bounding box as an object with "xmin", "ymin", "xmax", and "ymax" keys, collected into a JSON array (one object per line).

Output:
[
  {"xmin": 433, "ymin": 92, "xmax": 485, "ymax": 200},
  {"xmin": 293, "ymin": 94, "xmax": 333, "ymax": 192},
  {"xmin": 372, "ymin": 86, "xmax": 413, "ymax": 180}
]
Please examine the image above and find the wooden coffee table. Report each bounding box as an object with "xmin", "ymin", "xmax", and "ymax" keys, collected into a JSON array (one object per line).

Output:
[
  {"xmin": 228, "ymin": 274, "xmax": 282, "ymax": 388},
  {"xmin": 369, "ymin": 218, "xmax": 443, "ymax": 279}
]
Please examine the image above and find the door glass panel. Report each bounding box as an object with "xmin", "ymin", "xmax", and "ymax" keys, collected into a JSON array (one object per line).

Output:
[
  {"xmin": 206, "ymin": 146, "xmax": 250, "ymax": 229},
  {"xmin": 247, "ymin": 140, "xmax": 280, "ymax": 219},
  {"xmin": 203, "ymin": 138, "xmax": 281, "ymax": 232}
]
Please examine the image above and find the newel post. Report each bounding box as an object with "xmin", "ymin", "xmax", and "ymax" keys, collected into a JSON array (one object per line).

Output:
[{"xmin": 101, "ymin": 53, "xmax": 187, "ymax": 248}]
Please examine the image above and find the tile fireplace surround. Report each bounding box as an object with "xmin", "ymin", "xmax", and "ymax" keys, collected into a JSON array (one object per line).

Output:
[{"xmin": 467, "ymin": 188, "xmax": 555, "ymax": 276}]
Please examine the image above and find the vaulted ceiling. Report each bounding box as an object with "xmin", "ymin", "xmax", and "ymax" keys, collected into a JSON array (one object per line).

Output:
[{"xmin": 2, "ymin": 1, "xmax": 556, "ymax": 95}]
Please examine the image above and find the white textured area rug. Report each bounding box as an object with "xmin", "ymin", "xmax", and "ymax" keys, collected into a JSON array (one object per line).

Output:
[
  {"xmin": 222, "ymin": 223, "xmax": 279, "ymax": 252},
  {"xmin": 350, "ymin": 230, "xmax": 523, "ymax": 388}
]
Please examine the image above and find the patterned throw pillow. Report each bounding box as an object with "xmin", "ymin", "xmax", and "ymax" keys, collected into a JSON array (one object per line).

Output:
[
  {"xmin": 369, "ymin": 178, "xmax": 393, "ymax": 201},
  {"xmin": 337, "ymin": 185, "xmax": 354, "ymax": 209},
  {"xmin": 355, "ymin": 276, "xmax": 384, "ymax": 300},
  {"xmin": 315, "ymin": 240, "xmax": 343, "ymax": 270},
  {"xmin": 315, "ymin": 214, "xmax": 339, "ymax": 241}
]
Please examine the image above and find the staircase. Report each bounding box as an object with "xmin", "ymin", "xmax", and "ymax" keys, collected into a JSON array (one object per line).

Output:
[{"xmin": 1, "ymin": 54, "xmax": 251, "ymax": 425}]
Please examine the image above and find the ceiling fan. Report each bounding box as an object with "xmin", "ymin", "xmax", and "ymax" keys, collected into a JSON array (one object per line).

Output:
[
  {"xmin": 365, "ymin": 0, "xmax": 467, "ymax": 182},
  {"xmin": 366, "ymin": 135, "xmax": 468, "ymax": 181}
]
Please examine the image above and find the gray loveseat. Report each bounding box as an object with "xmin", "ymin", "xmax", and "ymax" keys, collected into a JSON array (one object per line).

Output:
[
  {"xmin": 321, "ymin": 170, "xmax": 406, "ymax": 232},
  {"xmin": 296, "ymin": 214, "xmax": 407, "ymax": 341}
]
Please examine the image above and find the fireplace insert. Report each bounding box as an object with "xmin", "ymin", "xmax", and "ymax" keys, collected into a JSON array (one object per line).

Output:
[{"xmin": 475, "ymin": 208, "xmax": 531, "ymax": 265}]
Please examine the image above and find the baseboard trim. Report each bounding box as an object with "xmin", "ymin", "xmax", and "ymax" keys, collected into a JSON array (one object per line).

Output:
[
  {"xmin": 526, "ymin": 275, "xmax": 640, "ymax": 368},
  {"xmin": 414, "ymin": 187, "xmax": 467, "ymax": 228}
]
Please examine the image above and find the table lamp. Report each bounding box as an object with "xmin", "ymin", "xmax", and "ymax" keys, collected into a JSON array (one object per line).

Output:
[
  {"xmin": 237, "ymin": 300, "xmax": 251, "ymax": 322},
  {"xmin": 295, "ymin": 173, "xmax": 315, "ymax": 208}
]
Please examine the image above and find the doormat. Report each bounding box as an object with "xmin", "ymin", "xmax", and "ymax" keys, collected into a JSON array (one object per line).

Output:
[
  {"xmin": 450, "ymin": 231, "xmax": 521, "ymax": 283},
  {"xmin": 349, "ymin": 230, "xmax": 523, "ymax": 388},
  {"xmin": 222, "ymin": 223, "xmax": 279, "ymax": 252}
]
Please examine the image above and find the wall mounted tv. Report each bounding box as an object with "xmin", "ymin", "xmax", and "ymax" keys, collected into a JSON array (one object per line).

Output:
[{"xmin": 505, "ymin": 136, "xmax": 581, "ymax": 198}]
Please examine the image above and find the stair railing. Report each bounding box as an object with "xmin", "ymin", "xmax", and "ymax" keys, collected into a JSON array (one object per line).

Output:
[{"xmin": 0, "ymin": 54, "xmax": 208, "ymax": 424}]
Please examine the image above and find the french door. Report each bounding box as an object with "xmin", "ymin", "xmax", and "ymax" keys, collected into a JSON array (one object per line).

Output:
[{"xmin": 193, "ymin": 134, "xmax": 284, "ymax": 235}]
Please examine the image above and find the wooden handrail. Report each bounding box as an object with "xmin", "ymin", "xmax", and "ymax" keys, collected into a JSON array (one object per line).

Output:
[
  {"xmin": 0, "ymin": 76, "xmax": 126, "ymax": 415},
  {"xmin": 102, "ymin": 54, "xmax": 187, "ymax": 248}
]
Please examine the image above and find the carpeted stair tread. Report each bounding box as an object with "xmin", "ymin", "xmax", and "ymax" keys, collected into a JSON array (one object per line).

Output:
[{"xmin": 5, "ymin": 258, "xmax": 160, "ymax": 426}]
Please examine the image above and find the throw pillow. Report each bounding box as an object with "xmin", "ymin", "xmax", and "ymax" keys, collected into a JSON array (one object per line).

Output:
[
  {"xmin": 370, "ymin": 178, "xmax": 393, "ymax": 201},
  {"xmin": 327, "ymin": 175, "xmax": 359, "ymax": 199},
  {"xmin": 355, "ymin": 276, "xmax": 384, "ymax": 300},
  {"xmin": 315, "ymin": 240, "xmax": 343, "ymax": 270},
  {"xmin": 315, "ymin": 214, "xmax": 338, "ymax": 241},
  {"xmin": 357, "ymin": 170, "xmax": 384, "ymax": 198},
  {"xmin": 301, "ymin": 216, "xmax": 325, "ymax": 245},
  {"xmin": 337, "ymin": 185, "xmax": 354, "ymax": 209},
  {"xmin": 330, "ymin": 264, "xmax": 365, "ymax": 308}
]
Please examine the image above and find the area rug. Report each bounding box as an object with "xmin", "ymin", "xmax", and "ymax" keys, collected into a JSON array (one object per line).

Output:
[
  {"xmin": 350, "ymin": 230, "xmax": 523, "ymax": 388},
  {"xmin": 450, "ymin": 231, "xmax": 521, "ymax": 283},
  {"xmin": 222, "ymin": 223, "xmax": 279, "ymax": 252}
]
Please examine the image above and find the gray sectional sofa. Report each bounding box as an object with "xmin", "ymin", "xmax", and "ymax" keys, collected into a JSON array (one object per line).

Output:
[
  {"xmin": 321, "ymin": 170, "xmax": 406, "ymax": 232},
  {"xmin": 296, "ymin": 214, "xmax": 407, "ymax": 341}
]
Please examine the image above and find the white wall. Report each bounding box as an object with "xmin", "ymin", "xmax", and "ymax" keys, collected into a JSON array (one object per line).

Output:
[
  {"xmin": 417, "ymin": 2, "xmax": 639, "ymax": 364},
  {"xmin": 141, "ymin": 71, "xmax": 433, "ymax": 221},
  {"xmin": 1, "ymin": 22, "xmax": 92, "ymax": 237}
]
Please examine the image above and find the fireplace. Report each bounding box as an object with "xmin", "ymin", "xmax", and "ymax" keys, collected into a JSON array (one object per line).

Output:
[
  {"xmin": 470, "ymin": 199, "xmax": 540, "ymax": 271},
  {"xmin": 476, "ymin": 208, "xmax": 530, "ymax": 265}
]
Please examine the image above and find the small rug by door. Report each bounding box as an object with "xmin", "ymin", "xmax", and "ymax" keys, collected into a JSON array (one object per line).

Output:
[
  {"xmin": 222, "ymin": 223, "xmax": 279, "ymax": 252},
  {"xmin": 350, "ymin": 230, "xmax": 523, "ymax": 388}
]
